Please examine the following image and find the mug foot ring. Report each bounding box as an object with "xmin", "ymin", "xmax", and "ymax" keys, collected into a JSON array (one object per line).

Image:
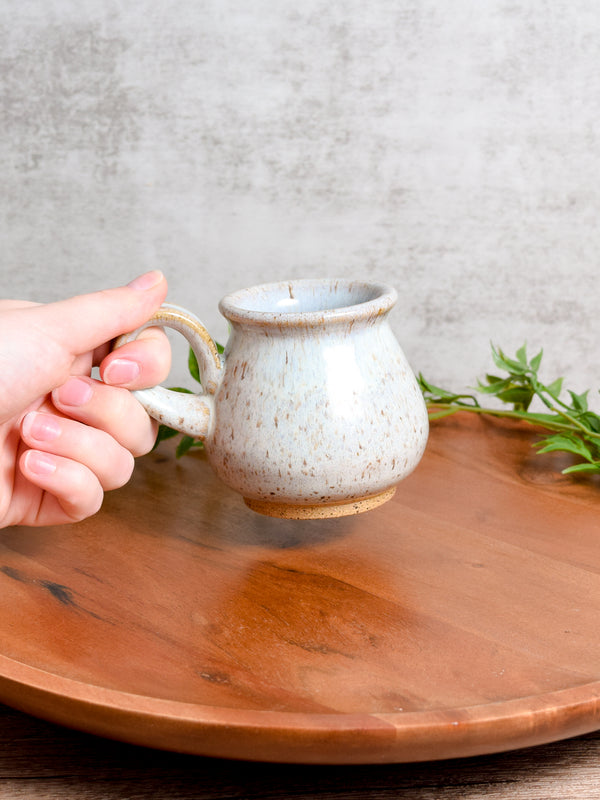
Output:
[{"xmin": 243, "ymin": 488, "xmax": 396, "ymax": 519}]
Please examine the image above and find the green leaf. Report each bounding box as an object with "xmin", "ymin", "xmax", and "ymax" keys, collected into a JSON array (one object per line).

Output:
[
  {"xmin": 187, "ymin": 343, "xmax": 225, "ymax": 383},
  {"xmin": 568, "ymin": 390, "xmax": 589, "ymax": 413},
  {"xmin": 477, "ymin": 377, "xmax": 513, "ymax": 394},
  {"xmin": 530, "ymin": 349, "xmax": 543, "ymax": 373},
  {"xmin": 152, "ymin": 425, "xmax": 179, "ymax": 450},
  {"xmin": 188, "ymin": 348, "xmax": 201, "ymax": 383},
  {"xmin": 169, "ymin": 387, "xmax": 194, "ymax": 394},
  {"xmin": 545, "ymin": 377, "xmax": 564, "ymax": 398},
  {"xmin": 516, "ymin": 344, "xmax": 528, "ymax": 365},
  {"xmin": 496, "ymin": 387, "xmax": 534, "ymax": 408},
  {"xmin": 535, "ymin": 434, "xmax": 593, "ymax": 460},
  {"xmin": 491, "ymin": 345, "xmax": 528, "ymax": 376},
  {"xmin": 419, "ymin": 375, "xmax": 478, "ymax": 405},
  {"xmin": 176, "ymin": 435, "xmax": 202, "ymax": 458},
  {"xmin": 484, "ymin": 374, "xmax": 504, "ymax": 385},
  {"xmin": 418, "ymin": 374, "xmax": 448, "ymax": 396},
  {"xmin": 562, "ymin": 462, "xmax": 600, "ymax": 474},
  {"xmin": 581, "ymin": 412, "xmax": 600, "ymax": 434}
]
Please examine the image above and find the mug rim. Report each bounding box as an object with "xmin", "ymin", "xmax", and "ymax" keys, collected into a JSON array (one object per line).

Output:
[{"xmin": 218, "ymin": 278, "xmax": 397, "ymax": 327}]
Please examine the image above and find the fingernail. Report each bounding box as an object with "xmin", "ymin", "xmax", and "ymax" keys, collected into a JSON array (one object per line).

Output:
[
  {"xmin": 24, "ymin": 451, "xmax": 57, "ymax": 476},
  {"xmin": 127, "ymin": 270, "xmax": 164, "ymax": 291},
  {"xmin": 56, "ymin": 377, "xmax": 94, "ymax": 407},
  {"xmin": 103, "ymin": 358, "xmax": 141, "ymax": 386},
  {"xmin": 22, "ymin": 412, "xmax": 61, "ymax": 443}
]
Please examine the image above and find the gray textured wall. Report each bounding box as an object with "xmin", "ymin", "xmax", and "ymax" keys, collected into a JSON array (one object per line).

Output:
[{"xmin": 1, "ymin": 1, "xmax": 599, "ymax": 394}]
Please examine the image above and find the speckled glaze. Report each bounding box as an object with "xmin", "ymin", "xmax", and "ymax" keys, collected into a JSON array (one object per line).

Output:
[{"xmin": 116, "ymin": 279, "xmax": 429, "ymax": 518}]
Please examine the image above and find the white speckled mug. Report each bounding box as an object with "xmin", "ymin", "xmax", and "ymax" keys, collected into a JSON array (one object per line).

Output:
[{"xmin": 116, "ymin": 279, "xmax": 429, "ymax": 518}]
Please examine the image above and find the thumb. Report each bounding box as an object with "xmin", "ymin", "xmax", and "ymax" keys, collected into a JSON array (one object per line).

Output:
[{"xmin": 37, "ymin": 270, "xmax": 168, "ymax": 357}]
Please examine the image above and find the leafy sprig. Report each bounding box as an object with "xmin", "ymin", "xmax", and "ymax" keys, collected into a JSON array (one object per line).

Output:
[{"xmin": 420, "ymin": 344, "xmax": 600, "ymax": 475}]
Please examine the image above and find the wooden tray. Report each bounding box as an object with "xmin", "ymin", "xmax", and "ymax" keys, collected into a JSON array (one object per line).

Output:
[{"xmin": 0, "ymin": 414, "xmax": 598, "ymax": 764}]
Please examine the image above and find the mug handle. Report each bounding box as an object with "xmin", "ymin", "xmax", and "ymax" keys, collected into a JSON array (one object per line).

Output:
[{"xmin": 113, "ymin": 303, "xmax": 223, "ymax": 439}]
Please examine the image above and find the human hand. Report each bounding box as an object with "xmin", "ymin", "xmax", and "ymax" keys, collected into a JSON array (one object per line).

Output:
[{"xmin": 0, "ymin": 270, "xmax": 171, "ymax": 528}]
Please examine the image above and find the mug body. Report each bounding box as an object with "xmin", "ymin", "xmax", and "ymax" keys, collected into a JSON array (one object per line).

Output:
[{"xmin": 204, "ymin": 279, "xmax": 428, "ymax": 518}]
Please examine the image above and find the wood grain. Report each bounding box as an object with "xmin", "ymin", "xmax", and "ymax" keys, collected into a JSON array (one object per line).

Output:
[{"xmin": 0, "ymin": 413, "xmax": 597, "ymax": 764}]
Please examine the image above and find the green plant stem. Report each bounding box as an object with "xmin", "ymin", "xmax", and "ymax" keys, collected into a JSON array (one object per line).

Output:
[
  {"xmin": 532, "ymin": 389, "xmax": 600, "ymax": 443},
  {"xmin": 426, "ymin": 402, "xmax": 582, "ymax": 433}
]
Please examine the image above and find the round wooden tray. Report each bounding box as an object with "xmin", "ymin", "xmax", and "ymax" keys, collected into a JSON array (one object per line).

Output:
[{"xmin": 0, "ymin": 414, "xmax": 598, "ymax": 764}]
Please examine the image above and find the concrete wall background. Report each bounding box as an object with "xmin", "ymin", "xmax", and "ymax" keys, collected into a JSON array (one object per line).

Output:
[{"xmin": 1, "ymin": 1, "xmax": 599, "ymax": 394}]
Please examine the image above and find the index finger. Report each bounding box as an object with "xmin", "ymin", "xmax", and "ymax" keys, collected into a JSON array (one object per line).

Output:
[{"xmin": 35, "ymin": 271, "xmax": 168, "ymax": 358}]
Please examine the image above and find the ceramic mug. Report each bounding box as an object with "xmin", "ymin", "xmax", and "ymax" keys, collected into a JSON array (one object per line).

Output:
[{"xmin": 116, "ymin": 278, "xmax": 429, "ymax": 518}]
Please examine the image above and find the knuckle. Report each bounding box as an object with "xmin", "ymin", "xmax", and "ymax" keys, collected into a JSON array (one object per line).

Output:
[
  {"xmin": 128, "ymin": 418, "xmax": 158, "ymax": 458},
  {"xmin": 112, "ymin": 386, "xmax": 134, "ymax": 421},
  {"xmin": 103, "ymin": 450, "xmax": 135, "ymax": 490},
  {"xmin": 62, "ymin": 469, "xmax": 104, "ymax": 523}
]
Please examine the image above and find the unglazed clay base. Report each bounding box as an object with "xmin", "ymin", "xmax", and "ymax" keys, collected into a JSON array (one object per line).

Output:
[{"xmin": 243, "ymin": 487, "xmax": 396, "ymax": 519}]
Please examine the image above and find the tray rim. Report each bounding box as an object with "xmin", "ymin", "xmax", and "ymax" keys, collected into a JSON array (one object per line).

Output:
[{"xmin": 0, "ymin": 650, "xmax": 598, "ymax": 763}]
